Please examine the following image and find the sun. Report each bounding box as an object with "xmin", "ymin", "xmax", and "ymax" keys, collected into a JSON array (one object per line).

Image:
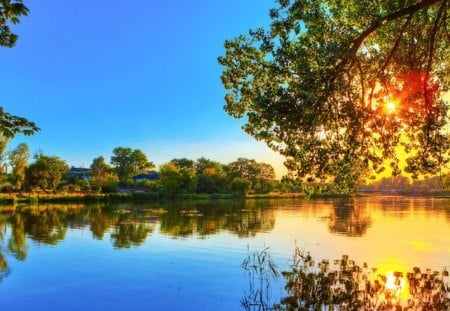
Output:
[{"xmin": 385, "ymin": 101, "xmax": 397, "ymax": 114}]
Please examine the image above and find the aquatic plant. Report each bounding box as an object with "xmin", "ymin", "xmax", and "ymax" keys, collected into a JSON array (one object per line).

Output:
[
  {"xmin": 242, "ymin": 247, "xmax": 449, "ymax": 310},
  {"xmin": 241, "ymin": 247, "xmax": 280, "ymax": 311}
]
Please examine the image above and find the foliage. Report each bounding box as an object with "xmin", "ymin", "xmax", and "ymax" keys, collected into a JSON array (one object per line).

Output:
[
  {"xmin": 194, "ymin": 157, "xmax": 227, "ymax": 194},
  {"xmin": 159, "ymin": 162, "xmax": 196, "ymax": 196},
  {"xmin": 135, "ymin": 179, "xmax": 160, "ymax": 192},
  {"xmin": 219, "ymin": 0, "xmax": 450, "ymax": 194},
  {"xmin": 278, "ymin": 175, "xmax": 302, "ymax": 193},
  {"xmin": 0, "ymin": 135, "xmax": 8, "ymax": 169},
  {"xmin": 0, "ymin": 0, "xmax": 28, "ymax": 47},
  {"xmin": 196, "ymin": 174, "xmax": 220, "ymax": 194},
  {"xmin": 24, "ymin": 153, "xmax": 69, "ymax": 193},
  {"xmin": 8, "ymin": 142, "xmax": 29, "ymax": 190},
  {"xmin": 90, "ymin": 156, "xmax": 117, "ymax": 193},
  {"xmin": 110, "ymin": 147, "xmax": 154, "ymax": 183},
  {"xmin": 0, "ymin": 107, "xmax": 39, "ymax": 139},
  {"xmin": 243, "ymin": 248, "xmax": 450, "ymax": 310},
  {"xmin": 0, "ymin": 0, "xmax": 40, "ymax": 138},
  {"xmin": 195, "ymin": 157, "xmax": 223, "ymax": 175},
  {"xmin": 229, "ymin": 177, "xmax": 251, "ymax": 196},
  {"xmin": 101, "ymin": 178, "xmax": 119, "ymax": 193},
  {"xmin": 169, "ymin": 158, "xmax": 195, "ymax": 170},
  {"xmin": 225, "ymin": 158, "xmax": 276, "ymax": 194}
]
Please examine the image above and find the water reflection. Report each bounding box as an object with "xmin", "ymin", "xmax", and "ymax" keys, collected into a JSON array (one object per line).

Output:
[
  {"xmin": 327, "ymin": 199, "xmax": 372, "ymax": 237},
  {"xmin": 0, "ymin": 197, "xmax": 448, "ymax": 291},
  {"xmin": 157, "ymin": 201, "xmax": 276, "ymax": 238},
  {"xmin": 242, "ymin": 248, "xmax": 450, "ymax": 310},
  {"xmin": 0, "ymin": 200, "xmax": 280, "ymax": 281},
  {"xmin": 110, "ymin": 211, "xmax": 154, "ymax": 248}
]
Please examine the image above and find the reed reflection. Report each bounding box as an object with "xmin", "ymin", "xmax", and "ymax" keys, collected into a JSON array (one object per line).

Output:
[{"xmin": 242, "ymin": 248, "xmax": 450, "ymax": 310}]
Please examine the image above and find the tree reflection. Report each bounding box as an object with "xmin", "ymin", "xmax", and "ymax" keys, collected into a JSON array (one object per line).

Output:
[
  {"xmin": 89, "ymin": 208, "xmax": 110, "ymax": 240},
  {"xmin": 224, "ymin": 209, "xmax": 275, "ymax": 237},
  {"xmin": 159, "ymin": 211, "xmax": 198, "ymax": 237},
  {"xmin": 20, "ymin": 208, "xmax": 68, "ymax": 245},
  {"xmin": 7, "ymin": 213, "xmax": 27, "ymax": 260},
  {"xmin": 0, "ymin": 251, "xmax": 10, "ymax": 281},
  {"xmin": 327, "ymin": 199, "xmax": 372, "ymax": 237},
  {"xmin": 157, "ymin": 201, "xmax": 276, "ymax": 238},
  {"xmin": 110, "ymin": 212, "xmax": 154, "ymax": 248}
]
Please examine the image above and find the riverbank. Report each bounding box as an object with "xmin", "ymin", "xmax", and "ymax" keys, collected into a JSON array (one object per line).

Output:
[
  {"xmin": 1, "ymin": 190, "xmax": 450, "ymax": 206},
  {"xmin": 0, "ymin": 192, "xmax": 278, "ymax": 205}
]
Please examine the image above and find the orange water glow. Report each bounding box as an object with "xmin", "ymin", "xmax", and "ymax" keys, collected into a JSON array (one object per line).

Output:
[{"xmin": 384, "ymin": 270, "xmax": 408, "ymax": 300}]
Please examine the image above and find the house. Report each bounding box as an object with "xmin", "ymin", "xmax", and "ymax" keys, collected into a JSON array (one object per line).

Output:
[
  {"xmin": 131, "ymin": 172, "xmax": 160, "ymax": 183},
  {"xmin": 68, "ymin": 167, "xmax": 91, "ymax": 179}
]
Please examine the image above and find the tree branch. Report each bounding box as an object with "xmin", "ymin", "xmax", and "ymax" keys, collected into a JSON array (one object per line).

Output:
[
  {"xmin": 377, "ymin": 13, "xmax": 414, "ymax": 76},
  {"xmin": 350, "ymin": 0, "xmax": 443, "ymax": 56}
]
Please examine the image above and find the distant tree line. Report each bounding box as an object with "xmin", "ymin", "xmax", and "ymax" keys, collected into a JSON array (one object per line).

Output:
[
  {"xmin": 0, "ymin": 143, "xmax": 282, "ymax": 196},
  {"xmin": 358, "ymin": 175, "xmax": 449, "ymax": 193},
  {"xmin": 2, "ymin": 140, "xmax": 449, "ymax": 197}
]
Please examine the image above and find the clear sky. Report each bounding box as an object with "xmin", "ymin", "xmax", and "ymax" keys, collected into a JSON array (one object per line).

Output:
[{"xmin": 0, "ymin": 0, "xmax": 288, "ymax": 177}]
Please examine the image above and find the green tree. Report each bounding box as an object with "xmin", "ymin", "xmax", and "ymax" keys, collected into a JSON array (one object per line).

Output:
[
  {"xmin": 0, "ymin": 135, "xmax": 8, "ymax": 173},
  {"xmin": 194, "ymin": 157, "xmax": 227, "ymax": 193},
  {"xmin": 170, "ymin": 158, "xmax": 195, "ymax": 170},
  {"xmin": 110, "ymin": 147, "xmax": 154, "ymax": 183},
  {"xmin": 0, "ymin": 2, "xmax": 39, "ymax": 137},
  {"xmin": 229, "ymin": 177, "xmax": 251, "ymax": 196},
  {"xmin": 159, "ymin": 162, "xmax": 196, "ymax": 196},
  {"xmin": 90, "ymin": 156, "xmax": 117, "ymax": 193},
  {"xmin": 8, "ymin": 142, "xmax": 29, "ymax": 191},
  {"xmin": 225, "ymin": 158, "xmax": 276, "ymax": 194},
  {"xmin": 25, "ymin": 154, "xmax": 69, "ymax": 193},
  {"xmin": 219, "ymin": 0, "xmax": 450, "ymax": 194}
]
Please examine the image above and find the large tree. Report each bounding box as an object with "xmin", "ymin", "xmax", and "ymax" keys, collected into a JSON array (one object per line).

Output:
[
  {"xmin": 159, "ymin": 162, "xmax": 196, "ymax": 196},
  {"xmin": 0, "ymin": 1, "xmax": 39, "ymax": 137},
  {"xmin": 90, "ymin": 156, "xmax": 117, "ymax": 193},
  {"xmin": 110, "ymin": 147, "xmax": 154, "ymax": 183},
  {"xmin": 194, "ymin": 157, "xmax": 227, "ymax": 193},
  {"xmin": 225, "ymin": 158, "xmax": 276, "ymax": 194},
  {"xmin": 25, "ymin": 154, "xmax": 68, "ymax": 193},
  {"xmin": 219, "ymin": 0, "xmax": 450, "ymax": 193},
  {"xmin": 8, "ymin": 142, "xmax": 29, "ymax": 191}
]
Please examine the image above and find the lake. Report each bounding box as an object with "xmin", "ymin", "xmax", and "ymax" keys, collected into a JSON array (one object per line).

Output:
[{"xmin": 0, "ymin": 196, "xmax": 449, "ymax": 310}]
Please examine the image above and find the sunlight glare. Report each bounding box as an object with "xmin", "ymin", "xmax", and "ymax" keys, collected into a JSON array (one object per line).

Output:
[
  {"xmin": 385, "ymin": 101, "xmax": 396, "ymax": 114},
  {"xmin": 384, "ymin": 270, "xmax": 408, "ymax": 301}
]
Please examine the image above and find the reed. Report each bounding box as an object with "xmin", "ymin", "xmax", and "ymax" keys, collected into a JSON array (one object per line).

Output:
[{"xmin": 242, "ymin": 247, "xmax": 450, "ymax": 310}]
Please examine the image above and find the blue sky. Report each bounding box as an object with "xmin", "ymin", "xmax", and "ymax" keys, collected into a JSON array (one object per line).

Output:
[{"xmin": 0, "ymin": 0, "xmax": 287, "ymax": 177}]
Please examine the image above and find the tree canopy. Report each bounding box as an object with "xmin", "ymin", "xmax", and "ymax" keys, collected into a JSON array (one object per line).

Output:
[
  {"xmin": 25, "ymin": 153, "xmax": 68, "ymax": 193},
  {"xmin": 219, "ymin": 0, "xmax": 450, "ymax": 193},
  {"xmin": 8, "ymin": 142, "xmax": 29, "ymax": 190},
  {"xmin": 110, "ymin": 147, "xmax": 154, "ymax": 183},
  {"xmin": 0, "ymin": 1, "xmax": 39, "ymax": 137}
]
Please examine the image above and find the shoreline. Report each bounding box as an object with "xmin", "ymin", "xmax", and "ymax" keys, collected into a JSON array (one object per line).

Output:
[{"xmin": 1, "ymin": 190, "xmax": 450, "ymax": 206}]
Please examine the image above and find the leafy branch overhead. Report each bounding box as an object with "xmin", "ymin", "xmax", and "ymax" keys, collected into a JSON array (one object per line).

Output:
[
  {"xmin": 0, "ymin": 1, "xmax": 39, "ymax": 138},
  {"xmin": 219, "ymin": 0, "xmax": 450, "ymax": 193},
  {"xmin": 0, "ymin": 0, "xmax": 28, "ymax": 47},
  {"xmin": 0, "ymin": 108, "xmax": 39, "ymax": 138}
]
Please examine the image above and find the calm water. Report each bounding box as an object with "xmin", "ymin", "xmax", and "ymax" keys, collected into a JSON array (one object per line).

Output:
[{"xmin": 0, "ymin": 197, "xmax": 449, "ymax": 310}]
